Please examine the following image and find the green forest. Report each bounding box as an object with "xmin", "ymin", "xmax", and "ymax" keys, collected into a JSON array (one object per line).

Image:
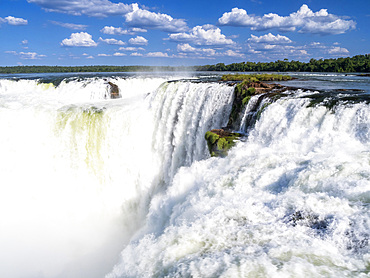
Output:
[
  {"xmin": 0, "ymin": 54, "xmax": 369, "ymax": 74},
  {"xmin": 197, "ymin": 54, "xmax": 370, "ymax": 73}
]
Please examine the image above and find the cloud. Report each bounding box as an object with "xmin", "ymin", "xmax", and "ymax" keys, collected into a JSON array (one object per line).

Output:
[
  {"xmin": 169, "ymin": 25, "xmax": 235, "ymax": 46},
  {"xmin": 61, "ymin": 32, "xmax": 97, "ymax": 47},
  {"xmin": 246, "ymin": 39, "xmax": 310, "ymax": 58},
  {"xmin": 113, "ymin": 52, "xmax": 127, "ymax": 56},
  {"xmin": 118, "ymin": 46, "xmax": 145, "ymax": 51},
  {"xmin": 0, "ymin": 16, "xmax": 28, "ymax": 25},
  {"xmin": 97, "ymin": 53, "xmax": 111, "ymax": 57},
  {"xmin": 177, "ymin": 43, "xmax": 198, "ymax": 53},
  {"xmin": 100, "ymin": 26, "xmax": 147, "ymax": 35},
  {"xmin": 50, "ymin": 21, "xmax": 87, "ymax": 30},
  {"xmin": 247, "ymin": 33, "xmax": 292, "ymax": 44},
  {"xmin": 99, "ymin": 37, "xmax": 126, "ymax": 45},
  {"xmin": 27, "ymin": 0, "xmax": 134, "ymax": 17},
  {"xmin": 128, "ymin": 36, "xmax": 148, "ymax": 45},
  {"xmin": 131, "ymin": 27, "xmax": 147, "ymax": 33},
  {"xmin": 20, "ymin": 52, "xmax": 46, "ymax": 59},
  {"xmin": 5, "ymin": 50, "xmax": 46, "ymax": 59},
  {"xmin": 177, "ymin": 43, "xmax": 216, "ymax": 56},
  {"xmin": 176, "ymin": 43, "xmax": 244, "ymax": 59},
  {"xmin": 146, "ymin": 52, "xmax": 169, "ymax": 57},
  {"xmin": 327, "ymin": 46, "xmax": 349, "ymax": 55},
  {"xmin": 218, "ymin": 4, "xmax": 355, "ymax": 35},
  {"xmin": 130, "ymin": 52, "xmax": 143, "ymax": 57},
  {"xmin": 224, "ymin": 49, "xmax": 245, "ymax": 58},
  {"xmin": 124, "ymin": 3, "xmax": 187, "ymax": 32},
  {"xmin": 27, "ymin": 0, "xmax": 187, "ymax": 32}
]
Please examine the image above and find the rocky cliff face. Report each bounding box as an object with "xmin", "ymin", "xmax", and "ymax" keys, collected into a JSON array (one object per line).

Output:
[{"xmin": 205, "ymin": 75, "xmax": 292, "ymax": 157}]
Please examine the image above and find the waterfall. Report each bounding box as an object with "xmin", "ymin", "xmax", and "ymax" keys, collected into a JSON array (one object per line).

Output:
[
  {"xmin": 0, "ymin": 75, "xmax": 368, "ymax": 278},
  {"xmin": 108, "ymin": 90, "xmax": 370, "ymax": 278},
  {"xmin": 0, "ymin": 76, "xmax": 234, "ymax": 278}
]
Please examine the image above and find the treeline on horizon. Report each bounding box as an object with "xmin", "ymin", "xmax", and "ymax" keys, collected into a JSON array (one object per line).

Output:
[
  {"xmin": 0, "ymin": 54, "xmax": 369, "ymax": 74},
  {"xmin": 198, "ymin": 54, "xmax": 370, "ymax": 73}
]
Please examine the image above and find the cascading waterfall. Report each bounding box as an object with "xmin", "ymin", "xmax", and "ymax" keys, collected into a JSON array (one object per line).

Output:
[
  {"xmin": 0, "ymin": 73, "xmax": 369, "ymax": 278},
  {"xmin": 0, "ymin": 76, "xmax": 234, "ymax": 278},
  {"xmin": 107, "ymin": 89, "xmax": 370, "ymax": 278},
  {"xmin": 149, "ymin": 81, "xmax": 234, "ymax": 186}
]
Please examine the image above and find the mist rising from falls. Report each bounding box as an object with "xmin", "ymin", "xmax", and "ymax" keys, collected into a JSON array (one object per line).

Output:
[{"xmin": 0, "ymin": 76, "xmax": 234, "ymax": 278}]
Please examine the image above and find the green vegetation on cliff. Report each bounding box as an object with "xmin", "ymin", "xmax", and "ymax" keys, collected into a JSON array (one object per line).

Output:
[
  {"xmin": 225, "ymin": 74, "xmax": 289, "ymax": 129},
  {"xmin": 205, "ymin": 130, "xmax": 241, "ymax": 157}
]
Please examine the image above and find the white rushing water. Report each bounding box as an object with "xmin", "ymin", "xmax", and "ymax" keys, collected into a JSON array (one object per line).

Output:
[
  {"xmin": 107, "ymin": 90, "xmax": 370, "ymax": 277},
  {"xmin": 0, "ymin": 75, "xmax": 369, "ymax": 278},
  {"xmin": 0, "ymin": 75, "xmax": 234, "ymax": 278}
]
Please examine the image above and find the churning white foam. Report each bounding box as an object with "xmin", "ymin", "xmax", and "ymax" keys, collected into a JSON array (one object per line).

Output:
[{"xmin": 108, "ymin": 94, "xmax": 370, "ymax": 278}]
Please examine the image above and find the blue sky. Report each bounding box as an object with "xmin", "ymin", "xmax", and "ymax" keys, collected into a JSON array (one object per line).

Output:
[{"xmin": 0, "ymin": 0, "xmax": 369, "ymax": 66}]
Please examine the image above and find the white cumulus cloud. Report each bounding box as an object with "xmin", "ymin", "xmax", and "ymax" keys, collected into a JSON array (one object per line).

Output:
[
  {"xmin": 113, "ymin": 52, "xmax": 127, "ymax": 56},
  {"xmin": 99, "ymin": 37, "xmax": 126, "ymax": 45},
  {"xmin": 128, "ymin": 36, "xmax": 148, "ymax": 45},
  {"xmin": 61, "ymin": 32, "xmax": 97, "ymax": 47},
  {"xmin": 176, "ymin": 43, "xmax": 244, "ymax": 58},
  {"xmin": 327, "ymin": 46, "xmax": 350, "ymax": 55},
  {"xmin": 118, "ymin": 47, "xmax": 145, "ymax": 51},
  {"xmin": 100, "ymin": 26, "xmax": 147, "ymax": 35},
  {"xmin": 177, "ymin": 43, "xmax": 216, "ymax": 56},
  {"xmin": 169, "ymin": 25, "xmax": 235, "ymax": 46},
  {"xmin": 248, "ymin": 33, "xmax": 292, "ymax": 44},
  {"xmin": 0, "ymin": 16, "xmax": 28, "ymax": 25},
  {"xmin": 124, "ymin": 3, "xmax": 187, "ymax": 32},
  {"xmin": 146, "ymin": 52, "xmax": 169, "ymax": 57},
  {"xmin": 218, "ymin": 4, "xmax": 356, "ymax": 35}
]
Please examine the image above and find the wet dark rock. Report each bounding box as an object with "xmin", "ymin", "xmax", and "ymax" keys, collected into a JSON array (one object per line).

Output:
[
  {"xmin": 107, "ymin": 81, "xmax": 121, "ymax": 99},
  {"xmin": 288, "ymin": 210, "xmax": 331, "ymax": 233}
]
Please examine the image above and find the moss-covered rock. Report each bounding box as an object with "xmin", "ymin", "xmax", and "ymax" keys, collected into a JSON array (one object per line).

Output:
[
  {"xmin": 226, "ymin": 77, "xmax": 288, "ymax": 130},
  {"xmin": 205, "ymin": 129, "xmax": 241, "ymax": 157}
]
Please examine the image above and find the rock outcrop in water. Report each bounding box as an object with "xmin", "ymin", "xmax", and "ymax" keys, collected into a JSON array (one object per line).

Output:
[
  {"xmin": 205, "ymin": 129, "xmax": 241, "ymax": 157},
  {"xmin": 205, "ymin": 74, "xmax": 292, "ymax": 157},
  {"xmin": 107, "ymin": 81, "xmax": 121, "ymax": 99},
  {"xmin": 226, "ymin": 79, "xmax": 286, "ymax": 130}
]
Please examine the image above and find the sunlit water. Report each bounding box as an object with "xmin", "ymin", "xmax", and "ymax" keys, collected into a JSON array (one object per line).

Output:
[{"xmin": 0, "ymin": 72, "xmax": 369, "ymax": 278}]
